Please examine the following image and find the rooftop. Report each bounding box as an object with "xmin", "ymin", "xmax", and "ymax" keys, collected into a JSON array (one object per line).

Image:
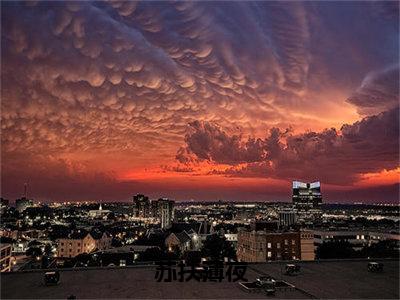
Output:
[{"xmin": 1, "ymin": 259, "xmax": 398, "ymax": 299}]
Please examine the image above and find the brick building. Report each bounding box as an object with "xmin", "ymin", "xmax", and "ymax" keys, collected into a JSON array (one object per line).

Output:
[{"xmin": 236, "ymin": 229, "xmax": 314, "ymax": 262}]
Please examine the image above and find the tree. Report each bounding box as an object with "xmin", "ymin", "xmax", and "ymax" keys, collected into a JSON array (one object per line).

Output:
[
  {"xmin": 361, "ymin": 241, "xmax": 399, "ymax": 258},
  {"xmin": 201, "ymin": 234, "xmax": 236, "ymax": 261},
  {"xmin": 0, "ymin": 237, "xmax": 15, "ymax": 244},
  {"xmin": 44, "ymin": 244, "xmax": 53, "ymax": 256},
  {"xmin": 26, "ymin": 247, "xmax": 43, "ymax": 258},
  {"xmin": 111, "ymin": 238, "xmax": 122, "ymax": 247},
  {"xmin": 140, "ymin": 247, "xmax": 165, "ymax": 262},
  {"xmin": 316, "ymin": 241, "xmax": 358, "ymax": 259}
]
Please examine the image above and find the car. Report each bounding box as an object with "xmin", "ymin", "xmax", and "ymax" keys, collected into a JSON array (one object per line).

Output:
[
  {"xmin": 44, "ymin": 271, "xmax": 60, "ymax": 286},
  {"xmin": 368, "ymin": 262, "xmax": 383, "ymax": 273}
]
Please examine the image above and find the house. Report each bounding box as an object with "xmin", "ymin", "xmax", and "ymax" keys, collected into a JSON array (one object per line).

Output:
[
  {"xmin": 91, "ymin": 231, "xmax": 112, "ymax": 250},
  {"xmin": 168, "ymin": 221, "xmax": 214, "ymax": 251},
  {"xmin": 165, "ymin": 231, "xmax": 192, "ymax": 252}
]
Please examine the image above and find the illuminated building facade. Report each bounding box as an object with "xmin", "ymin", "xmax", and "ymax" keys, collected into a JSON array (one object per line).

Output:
[
  {"xmin": 236, "ymin": 229, "xmax": 315, "ymax": 262},
  {"xmin": 154, "ymin": 198, "xmax": 175, "ymax": 229},
  {"xmin": 133, "ymin": 194, "xmax": 150, "ymax": 218},
  {"xmin": 292, "ymin": 181, "xmax": 322, "ymax": 209},
  {"xmin": 0, "ymin": 244, "xmax": 12, "ymax": 272}
]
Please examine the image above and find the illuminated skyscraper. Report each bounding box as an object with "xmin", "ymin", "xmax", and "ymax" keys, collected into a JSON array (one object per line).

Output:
[
  {"xmin": 292, "ymin": 181, "xmax": 322, "ymax": 209},
  {"xmin": 155, "ymin": 198, "xmax": 174, "ymax": 229},
  {"xmin": 133, "ymin": 194, "xmax": 150, "ymax": 218}
]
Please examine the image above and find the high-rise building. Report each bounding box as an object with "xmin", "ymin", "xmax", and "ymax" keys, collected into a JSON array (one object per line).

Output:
[
  {"xmin": 0, "ymin": 198, "xmax": 9, "ymax": 214},
  {"xmin": 133, "ymin": 194, "xmax": 150, "ymax": 218},
  {"xmin": 155, "ymin": 198, "xmax": 174, "ymax": 229},
  {"xmin": 279, "ymin": 209, "xmax": 297, "ymax": 227},
  {"xmin": 15, "ymin": 198, "xmax": 33, "ymax": 213},
  {"xmin": 292, "ymin": 181, "xmax": 322, "ymax": 209}
]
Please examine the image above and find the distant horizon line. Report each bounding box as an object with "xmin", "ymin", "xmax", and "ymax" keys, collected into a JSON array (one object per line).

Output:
[{"xmin": 6, "ymin": 197, "xmax": 399, "ymax": 206}]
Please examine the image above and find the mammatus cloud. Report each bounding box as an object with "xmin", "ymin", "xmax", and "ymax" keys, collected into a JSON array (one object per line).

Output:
[
  {"xmin": 177, "ymin": 106, "xmax": 399, "ymax": 185},
  {"xmin": 1, "ymin": 1, "xmax": 398, "ymax": 202},
  {"xmin": 347, "ymin": 65, "xmax": 399, "ymax": 116}
]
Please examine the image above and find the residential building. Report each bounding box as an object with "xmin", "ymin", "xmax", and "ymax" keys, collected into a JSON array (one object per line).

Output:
[
  {"xmin": 151, "ymin": 198, "xmax": 174, "ymax": 229},
  {"xmin": 133, "ymin": 194, "xmax": 150, "ymax": 218},
  {"xmin": 300, "ymin": 231, "xmax": 315, "ymax": 260},
  {"xmin": 165, "ymin": 231, "xmax": 192, "ymax": 252},
  {"xmin": 57, "ymin": 232, "xmax": 96, "ymax": 258},
  {"xmin": 92, "ymin": 232, "xmax": 112, "ymax": 250},
  {"xmin": 236, "ymin": 229, "xmax": 315, "ymax": 262}
]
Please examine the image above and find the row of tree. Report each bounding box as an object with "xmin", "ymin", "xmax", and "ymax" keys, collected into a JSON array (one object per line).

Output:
[{"xmin": 316, "ymin": 240, "xmax": 399, "ymax": 259}]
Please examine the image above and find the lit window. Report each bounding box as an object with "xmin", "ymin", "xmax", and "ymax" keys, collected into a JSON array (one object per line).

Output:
[
  {"xmin": 277, "ymin": 243, "xmax": 281, "ymax": 249},
  {"xmin": 284, "ymin": 239, "xmax": 288, "ymax": 245},
  {"xmin": 267, "ymin": 243, "xmax": 272, "ymax": 249},
  {"xmin": 267, "ymin": 251, "xmax": 272, "ymax": 258},
  {"xmin": 292, "ymin": 240, "xmax": 295, "ymax": 245}
]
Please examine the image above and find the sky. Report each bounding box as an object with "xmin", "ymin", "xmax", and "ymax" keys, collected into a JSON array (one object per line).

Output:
[{"xmin": 1, "ymin": 1, "xmax": 399, "ymax": 203}]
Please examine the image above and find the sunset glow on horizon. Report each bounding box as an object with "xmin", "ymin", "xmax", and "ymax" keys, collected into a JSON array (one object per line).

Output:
[{"xmin": 1, "ymin": 1, "xmax": 399, "ymax": 203}]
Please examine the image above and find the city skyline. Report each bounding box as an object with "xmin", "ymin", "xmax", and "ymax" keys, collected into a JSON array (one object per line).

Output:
[{"xmin": 1, "ymin": 1, "xmax": 399, "ymax": 203}]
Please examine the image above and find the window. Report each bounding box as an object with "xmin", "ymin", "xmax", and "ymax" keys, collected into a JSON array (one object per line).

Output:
[
  {"xmin": 292, "ymin": 240, "xmax": 295, "ymax": 245},
  {"xmin": 284, "ymin": 239, "xmax": 288, "ymax": 245},
  {"xmin": 61, "ymin": 248, "xmax": 64, "ymax": 252},
  {"xmin": 277, "ymin": 243, "xmax": 281, "ymax": 249},
  {"xmin": 61, "ymin": 242, "xmax": 64, "ymax": 246},
  {"xmin": 69, "ymin": 249, "xmax": 72, "ymax": 252},
  {"xmin": 267, "ymin": 251, "xmax": 272, "ymax": 258},
  {"xmin": 267, "ymin": 243, "xmax": 271, "ymax": 249},
  {"xmin": 78, "ymin": 243, "xmax": 80, "ymax": 247}
]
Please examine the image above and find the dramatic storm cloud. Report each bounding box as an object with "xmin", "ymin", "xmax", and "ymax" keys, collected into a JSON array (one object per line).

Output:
[
  {"xmin": 1, "ymin": 1, "xmax": 399, "ymax": 203},
  {"xmin": 180, "ymin": 107, "xmax": 398, "ymax": 185}
]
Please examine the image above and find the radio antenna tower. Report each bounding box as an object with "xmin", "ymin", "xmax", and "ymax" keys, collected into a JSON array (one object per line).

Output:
[{"xmin": 23, "ymin": 183, "xmax": 28, "ymax": 199}]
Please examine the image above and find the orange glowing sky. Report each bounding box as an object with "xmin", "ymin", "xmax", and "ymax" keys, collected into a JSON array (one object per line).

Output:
[{"xmin": 1, "ymin": 1, "xmax": 399, "ymax": 203}]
